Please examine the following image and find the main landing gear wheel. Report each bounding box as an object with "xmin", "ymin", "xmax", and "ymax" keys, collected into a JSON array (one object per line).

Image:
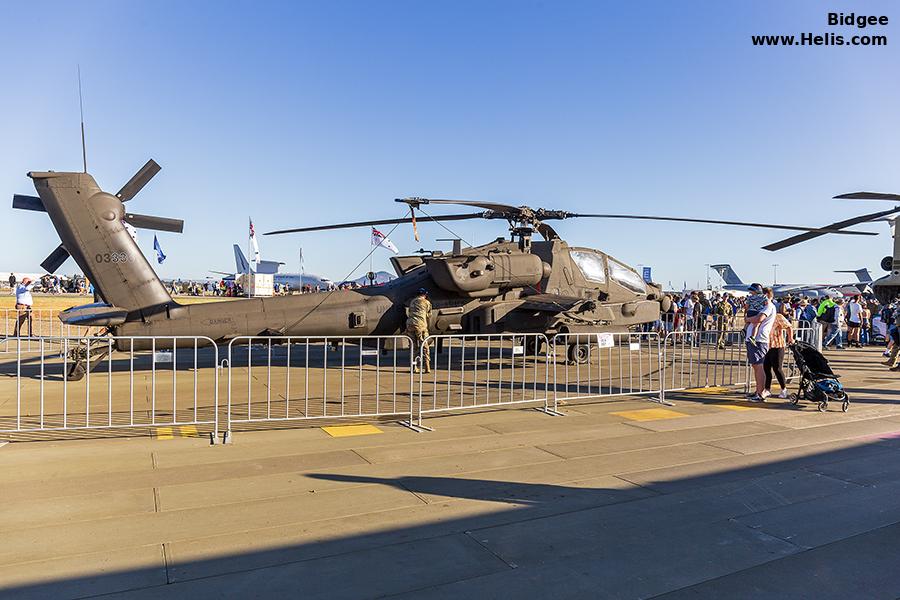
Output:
[
  {"xmin": 567, "ymin": 344, "xmax": 590, "ymax": 365},
  {"xmin": 524, "ymin": 337, "xmax": 543, "ymax": 356}
]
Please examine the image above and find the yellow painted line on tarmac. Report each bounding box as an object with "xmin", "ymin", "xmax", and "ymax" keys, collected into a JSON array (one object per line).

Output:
[
  {"xmin": 683, "ymin": 387, "xmax": 731, "ymax": 394},
  {"xmin": 154, "ymin": 427, "xmax": 174, "ymax": 440},
  {"xmin": 179, "ymin": 425, "xmax": 200, "ymax": 438},
  {"xmin": 611, "ymin": 408, "xmax": 688, "ymax": 422},
  {"xmin": 322, "ymin": 424, "xmax": 384, "ymax": 438},
  {"xmin": 714, "ymin": 404, "xmax": 758, "ymax": 412}
]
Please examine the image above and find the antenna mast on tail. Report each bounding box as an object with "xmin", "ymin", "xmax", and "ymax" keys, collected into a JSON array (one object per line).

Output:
[{"xmin": 77, "ymin": 65, "xmax": 87, "ymax": 173}]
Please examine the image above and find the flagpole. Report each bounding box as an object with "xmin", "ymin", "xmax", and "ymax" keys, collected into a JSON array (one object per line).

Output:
[{"xmin": 369, "ymin": 228, "xmax": 374, "ymax": 285}]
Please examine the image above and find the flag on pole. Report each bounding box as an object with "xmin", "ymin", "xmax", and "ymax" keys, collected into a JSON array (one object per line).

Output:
[
  {"xmin": 642, "ymin": 266, "xmax": 652, "ymax": 283},
  {"xmin": 153, "ymin": 235, "xmax": 166, "ymax": 264},
  {"xmin": 371, "ymin": 227, "xmax": 399, "ymax": 254},
  {"xmin": 249, "ymin": 218, "xmax": 261, "ymax": 263}
]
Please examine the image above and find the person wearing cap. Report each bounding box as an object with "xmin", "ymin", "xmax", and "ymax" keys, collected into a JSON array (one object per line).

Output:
[
  {"xmin": 715, "ymin": 293, "xmax": 734, "ymax": 349},
  {"xmin": 744, "ymin": 284, "xmax": 776, "ymax": 401},
  {"xmin": 405, "ymin": 288, "xmax": 432, "ymax": 373},
  {"xmin": 13, "ymin": 277, "xmax": 34, "ymax": 337},
  {"xmin": 823, "ymin": 297, "xmax": 845, "ymax": 350},
  {"xmin": 744, "ymin": 283, "xmax": 768, "ymax": 346}
]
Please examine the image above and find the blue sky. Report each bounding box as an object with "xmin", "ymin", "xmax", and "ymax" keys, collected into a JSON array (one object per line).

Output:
[{"xmin": 1, "ymin": 0, "xmax": 898, "ymax": 288}]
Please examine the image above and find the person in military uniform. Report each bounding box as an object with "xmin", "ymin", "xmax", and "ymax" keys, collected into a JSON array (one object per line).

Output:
[
  {"xmin": 405, "ymin": 288, "xmax": 432, "ymax": 373},
  {"xmin": 716, "ymin": 292, "xmax": 734, "ymax": 349}
]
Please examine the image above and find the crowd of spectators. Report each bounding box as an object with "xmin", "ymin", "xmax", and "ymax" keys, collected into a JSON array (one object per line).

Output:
[
  {"xmin": 164, "ymin": 279, "xmax": 368, "ymax": 297},
  {"xmin": 5, "ymin": 273, "xmax": 91, "ymax": 295}
]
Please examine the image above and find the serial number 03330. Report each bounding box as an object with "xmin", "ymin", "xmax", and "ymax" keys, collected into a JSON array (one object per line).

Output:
[{"xmin": 95, "ymin": 251, "xmax": 129, "ymax": 263}]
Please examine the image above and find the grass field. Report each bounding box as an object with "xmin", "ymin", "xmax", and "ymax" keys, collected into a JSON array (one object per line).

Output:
[{"xmin": 0, "ymin": 294, "xmax": 238, "ymax": 311}]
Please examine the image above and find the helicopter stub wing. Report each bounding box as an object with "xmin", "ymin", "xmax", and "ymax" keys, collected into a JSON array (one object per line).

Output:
[{"xmin": 517, "ymin": 293, "xmax": 584, "ymax": 313}]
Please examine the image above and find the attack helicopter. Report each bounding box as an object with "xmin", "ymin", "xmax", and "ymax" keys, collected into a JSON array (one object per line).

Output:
[
  {"xmin": 12, "ymin": 158, "xmax": 878, "ymax": 375},
  {"xmin": 762, "ymin": 192, "xmax": 900, "ymax": 304}
]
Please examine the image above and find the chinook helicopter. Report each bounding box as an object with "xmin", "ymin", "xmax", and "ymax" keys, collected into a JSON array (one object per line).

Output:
[
  {"xmin": 11, "ymin": 159, "xmax": 878, "ymax": 376},
  {"xmin": 761, "ymin": 192, "xmax": 900, "ymax": 304}
]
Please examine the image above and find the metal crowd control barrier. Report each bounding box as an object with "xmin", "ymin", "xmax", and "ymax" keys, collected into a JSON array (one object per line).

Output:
[
  {"xmin": 226, "ymin": 336, "xmax": 415, "ymax": 439},
  {"xmin": 794, "ymin": 321, "xmax": 823, "ymax": 351},
  {"xmin": 412, "ymin": 334, "xmax": 559, "ymax": 430},
  {"xmin": 1, "ymin": 308, "xmax": 96, "ymax": 354},
  {"xmin": 551, "ymin": 332, "xmax": 662, "ymax": 410},
  {"xmin": 659, "ymin": 328, "xmax": 749, "ymax": 403},
  {"xmin": 0, "ymin": 336, "xmax": 219, "ymax": 442}
]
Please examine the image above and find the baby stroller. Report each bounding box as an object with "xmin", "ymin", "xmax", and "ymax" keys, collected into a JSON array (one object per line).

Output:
[{"xmin": 788, "ymin": 340, "xmax": 849, "ymax": 412}]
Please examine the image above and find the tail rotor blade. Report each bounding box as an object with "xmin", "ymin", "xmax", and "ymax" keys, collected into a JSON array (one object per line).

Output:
[
  {"xmin": 12, "ymin": 194, "xmax": 45, "ymax": 212},
  {"xmin": 116, "ymin": 159, "xmax": 161, "ymax": 202},
  {"xmin": 124, "ymin": 212, "xmax": 184, "ymax": 233},
  {"xmin": 41, "ymin": 244, "xmax": 70, "ymax": 273}
]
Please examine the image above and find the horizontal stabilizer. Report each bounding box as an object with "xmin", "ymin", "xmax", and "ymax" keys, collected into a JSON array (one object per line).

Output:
[
  {"xmin": 41, "ymin": 244, "xmax": 70, "ymax": 273},
  {"xmin": 124, "ymin": 212, "xmax": 184, "ymax": 233},
  {"xmin": 12, "ymin": 194, "xmax": 45, "ymax": 212},
  {"xmin": 116, "ymin": 159, "xmax": 161, "ymax": 202},
  {"xmin": 59, "ymin": 303, "xmax": 128, "ymax": 327}
]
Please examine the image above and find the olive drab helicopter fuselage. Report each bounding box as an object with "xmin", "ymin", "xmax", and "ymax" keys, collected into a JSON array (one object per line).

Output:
[{"xmin": 12, "ymin": 159, "xmax": 879, "ymax": 378}]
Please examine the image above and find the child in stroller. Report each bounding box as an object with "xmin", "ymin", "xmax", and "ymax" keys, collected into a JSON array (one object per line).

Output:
[{"xmin": 788, "ymin": 340, "xmax": 849, "ymax": 412}]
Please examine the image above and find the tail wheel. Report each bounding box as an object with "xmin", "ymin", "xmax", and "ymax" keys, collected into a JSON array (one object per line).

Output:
[{"xmin": 66, "ymin": 361, "xmax": 86, "ymax": 382}]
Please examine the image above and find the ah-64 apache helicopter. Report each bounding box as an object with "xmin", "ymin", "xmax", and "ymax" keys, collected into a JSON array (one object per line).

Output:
[{"xmin": 12, "ymin": 158, "xmax": 875, "ymax": 376}]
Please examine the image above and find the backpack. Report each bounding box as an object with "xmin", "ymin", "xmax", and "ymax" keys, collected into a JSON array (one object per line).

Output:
[{"xmin": 818, "ymin": 305, "xmax": 836, "ymax": 323}]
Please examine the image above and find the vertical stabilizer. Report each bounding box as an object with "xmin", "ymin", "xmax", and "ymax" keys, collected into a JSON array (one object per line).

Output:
[
  {"xmin": 710, "ymin": 264, "xmax": 744, "ymax": 286},
  {"xmin": 233, "ymin": 244, "xmax": 253, "ymax": 274},
  {"xmin": 18, "ymin": 164, "xmax": 182, "ymax": 313},
  {"xmin": 835, "ymin": 268, "xmax": 873, "ymax": 283}
]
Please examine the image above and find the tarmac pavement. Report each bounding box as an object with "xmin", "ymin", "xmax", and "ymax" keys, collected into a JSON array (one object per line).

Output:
[{"xmin": 1, "ymin": 346, "xmax": 900, "ymax": 598}]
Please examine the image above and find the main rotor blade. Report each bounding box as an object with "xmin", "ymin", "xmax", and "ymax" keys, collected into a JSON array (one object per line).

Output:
[
  {"xmin": 835, "ymin": 192, "xmax": 900, "ymax": 202},
  {"xmin": 124, "ymin": 212, "xmax": 184, "ymax": 233},
  {"xmin": 396, "ymin": 197, "xmax": 520, "ymax": 213},
  {"xmin": 265, "ymin": 212, "xmax": 485, "ymax": 235},
  {"xmin": 116, "ymin": 159, "xmax": 161, "ymax": 202},
  {"xmin": 762, "ymin": 207, "xmax": 900, "ymax": 252},
  {"xmin": 572, "ymin": 214, "xmax": 877, "ymax": 235},
  {"xmin": 41, "ymin": 244, "xmax": 70, "ymax": 273}
]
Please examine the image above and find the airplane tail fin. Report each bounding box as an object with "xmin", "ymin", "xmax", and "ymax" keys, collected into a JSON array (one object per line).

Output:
[
  {"xmin": 835, "ymin": 268, "xmax": 872, "ymax": 283},
  {"xmin": 233, "ymin": 244, "xmax": 253, "ymax": 274},
  {"xmin": 709, "ymin": 264, "xmax": 744, "ymax": 286},
  {"xmin": 14, "ymin": 161, "xmax": 182, "ymax": 313}
]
